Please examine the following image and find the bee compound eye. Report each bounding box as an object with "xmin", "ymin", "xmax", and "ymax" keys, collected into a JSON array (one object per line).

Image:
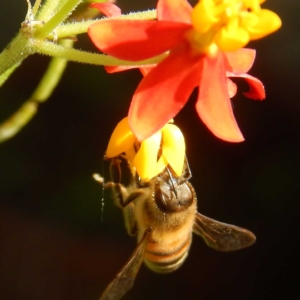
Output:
[{"xmin": 176, "ymin": 184, "xmax": 194, "ymax": 210}]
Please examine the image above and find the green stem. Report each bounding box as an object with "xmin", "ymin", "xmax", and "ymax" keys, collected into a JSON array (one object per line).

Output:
[
  {"xmin": 0, "ymin": 62, "xmax": 21, "ymax": 88},
  {"xmin": 35, "ymin": 40, "xmax": 166, "ymax": 66},
  {"xmin": 117, "ymin": 9, "xmax": 156, "ymax": 20},
  {"xmin": 0, "ymin": 39, "xmax": 73, "ymax": 143},
  {"xmin": 0, "ymin": 34, "xmax": 32, "ymax": 76},
  {"xmin": 0, "ymin": 7, "xmax": 156, "ymax": 76},
  {"xmin": 54, "ymin": 0, "xmax": 76, "ymax": 15},
  {"xmin": 32, "ymin": 0, "xmax": 42, "ymax": 16},
  {"xmin": 31, "ymin": 39, "xmax": 74, "ymax": 102},
  {"xmin": 55, "ymin": 9, "xmax": 157, "ymax": 38},
  {"xmin": 36, "ymin": 0, "xmax": 64, "ymax": 21},
  {"xmin": 0, "ymin": 0, "xmax": 81, "ymax": 76},
  {"xmin": 0, "ymin": 102, "xmax": 38, "ymax": 143},
  {"xmin": 35, "ymin": 0, "xmax": 82, "ymax": 39}
]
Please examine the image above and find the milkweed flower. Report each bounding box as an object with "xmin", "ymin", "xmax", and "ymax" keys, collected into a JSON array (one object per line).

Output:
[
  {"xmin": 88, "ymin": 0, "xmax": 281, "ymax": 142},
  {"xmin": 106, "ymin": 117, "xmax": 185, "ymax": 181}
]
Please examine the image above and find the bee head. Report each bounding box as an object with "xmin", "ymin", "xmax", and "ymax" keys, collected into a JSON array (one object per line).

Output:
[{"xmin": 154, "ymin": 168, "xmax": 194, "ymax": 213}]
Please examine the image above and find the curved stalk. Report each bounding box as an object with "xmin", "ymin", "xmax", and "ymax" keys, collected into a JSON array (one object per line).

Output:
[
  {"xmin": 35, "ymin": 40, "xmax": 166, "ymax": 66},
  {"xmin": 0, "ymin": 62, "xmax": 21, "ymax": 88},
  {"xmin": 0, "ymin": 39, "xmax": 73, "ymax": 143}
]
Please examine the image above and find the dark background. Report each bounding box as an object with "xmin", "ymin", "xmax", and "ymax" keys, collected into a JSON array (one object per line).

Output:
[{"xmin": 0, "ymin": 1, "xmax": 299, "ymax": 299}]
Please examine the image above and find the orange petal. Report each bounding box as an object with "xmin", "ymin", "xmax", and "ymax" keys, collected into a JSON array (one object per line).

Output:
[
  {"xmin": 224, "ymin": 48, "xmax": 256, "ymax": 74},
  {"xmin": 90, "ymin": 3, "xmax": 121, "ymax": 17},
  {"xmin": 227, "ymin": 72, "xmax": 265, "ymax": 100},
  {"xmin": 88, "ymin": 20, "xmax": 191, "ymax": 61},
  {"xmin": 106, "ymin": 117, "xmax": 136, "ymax": 158},
  {"xmin": 196, "ymin": 52, "xmax": 244, "ymax": 142},
  {"xmin": 227, "ymin": 78, "xmax": 237, "ymax": 98},
  {"xmin": 129, "ymin": 45, "xmax": 201, "ymax": 141},
  {"xmin": 157, "ymin": 0, "xmax": 192, "ymax": 23}
]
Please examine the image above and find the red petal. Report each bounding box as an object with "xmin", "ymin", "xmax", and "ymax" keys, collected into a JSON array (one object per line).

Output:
[
  {"xmin": 157, "ymin": 0, "xmax": 192, "ymax": 23},
  {"xmin": 196, "ymin": 52, "xmax": 244, "ymax": 142},
  {"xmin": 227, "ymin": 72, "xmax": 266, "ymax": 100},
  {"xmin": 140, "ymin": 66, "xmax": 156, "ymax": 76},
  {"xmin": 90, "ymin": 3, "xmax": 121, "ymax": 17},
  {"xmin": 104, "ymin": 65, "xmax": 156, "ymax": 74},
  {"xmin": 227, "ymin": 78, "xmax": 237, "ymax": 98},
  {"xmin": 105, "ymin": 65, "xmax": 136, "ymax": 73},
  {"xmin": 224, "ymin": 48, "xmax": 256, "ymax": 74},
  {"xmin": 88, "ymin": 20, "xmax": 191, "ymax": 61},
  {"xmin": 129, "ymin": 46, "xmax": 201, "ymax": 141}
]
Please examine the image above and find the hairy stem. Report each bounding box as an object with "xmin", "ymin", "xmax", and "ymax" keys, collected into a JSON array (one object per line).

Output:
[
  {"xmin": 55, "ymin": 9, "xmax": 157, "ymax": 38},
  {"xmin": 35, "ymin": 0, "xmax": 82, "ymax": 39},
  {"xmin": 0, "ymin": 34, "xmax": 33, "ymax": 76},
  {"xmin": 36, "ymin": 0, "xmax": 64, "ymax": 21},
  {"xmin": 35, "ymin": 40, "xmax": 166, "ymax": 66}
]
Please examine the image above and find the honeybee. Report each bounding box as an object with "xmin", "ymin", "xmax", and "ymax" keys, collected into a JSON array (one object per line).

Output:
[{"xmin": 95, "ymin": 156, "xmax": 256, "ymax": 300}]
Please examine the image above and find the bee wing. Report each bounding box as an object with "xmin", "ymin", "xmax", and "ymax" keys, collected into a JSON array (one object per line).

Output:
[
  {"xmin": 193, "ymin": 212, "xmax": 256, "ymax": 252},
  {"xmin": 100, "ymin": 229, "xmax": 151, "ymax": 300}
]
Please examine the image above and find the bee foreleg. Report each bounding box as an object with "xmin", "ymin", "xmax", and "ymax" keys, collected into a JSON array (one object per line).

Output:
[
  {"xmin": 118, "ymin": 189, "xmax": 146, "ymax": 207},
  {"xmin": 93, "ymin": 173, "xmax": 124, "ymax": 190},
  {"xmin": 181, "ymin": 156, "xmax": 192, "ymax": 182},
  {"xmin": 93, "ymin": 173, "xmax": 145, "ymax": 207},
  {"xmin": 123, "ymin": 202, "xmax": 137, "ymax": 236}
]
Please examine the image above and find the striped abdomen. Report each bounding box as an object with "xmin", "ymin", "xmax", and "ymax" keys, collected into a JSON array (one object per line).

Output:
[
  {"xmin": 134, "ymin": 176, "xmax": 197, "ymax": 273},
  {"xmin": 143, "ymin": 229, "xmax": 193, "ymax": 273}
]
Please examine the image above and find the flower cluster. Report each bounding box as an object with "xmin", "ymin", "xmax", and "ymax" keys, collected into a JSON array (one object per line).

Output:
[
  {"xmin": 88, "ymin": 0, "xmax": 281, "ymax": 180},
  {"xmin": 190, "ymin": 0, "xmax": 281, "ymax": 52}
]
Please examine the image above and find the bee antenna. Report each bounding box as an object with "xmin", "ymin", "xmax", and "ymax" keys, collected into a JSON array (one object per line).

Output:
[{"xmin": 166, "ymin": 166, "xmax": 178, "ymax": 198}]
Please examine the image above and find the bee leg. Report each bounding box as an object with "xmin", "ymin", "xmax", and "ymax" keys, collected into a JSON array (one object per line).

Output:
[
  {"xmin": 123, "ymin": 202, "xmax": 137, "ymax": 236},
  {"xmin": 93, "ymin": 173, "xmax": 145, "ymax": 207},
  {"xmin": 109, "ymin": 157, "xmax": 122, "ymax": 181},
  {"xmin": 93, "ymin": 173, "xmax": 117, "ymax": 190},
  {"xmin": 115, "ymin": 184, "xmax": 147, "ymax": 207},
  {"xmin": 135, "ymin": 175, "xmax": 152, "ymax": 188},
  {"xmin": 179, "ymin": 156, "xmax": 192, "ymax": 183}
]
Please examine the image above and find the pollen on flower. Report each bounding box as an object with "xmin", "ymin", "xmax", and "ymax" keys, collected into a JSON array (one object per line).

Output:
[{"xmin": 106, "ymin": 118, "xmax": 186, "ymax": 181}]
